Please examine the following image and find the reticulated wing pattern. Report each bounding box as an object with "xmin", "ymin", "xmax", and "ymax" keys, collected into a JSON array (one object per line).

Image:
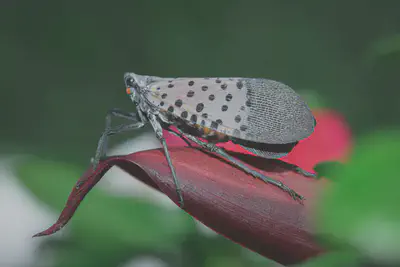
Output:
[{"xmin": 243, "ymin": 79, "xmax": 315, "ymax": 144}]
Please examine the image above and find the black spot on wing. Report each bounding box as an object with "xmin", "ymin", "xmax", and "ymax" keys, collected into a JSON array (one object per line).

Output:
[
  {"xmin": 211, "ymin": 121, "xmax": 218, "ymax": 130},
  {"xmin": 240, "ymin": 125, "xmax": 248, "ymax": 131},
  {"xmin": 187, "ymin": 90, "xmax": 195, "ymax": 97},
  {"xmin": 190, "ymin": 114, "xmax": 197, "ymax": 123},
  {"xmin": 234, "ymin": 115, "xmax": 241, "ymax": 123},
  {"xmin": 196, "ymin": 103, "xmax": 204, "ymax": 112},
  {"xmin": 181, "ymin": 111, "xmax": 188, "ymax": 118},
  {"xmin": 175, "ymin": 99, "xmax": 183, "ymax": 107}
]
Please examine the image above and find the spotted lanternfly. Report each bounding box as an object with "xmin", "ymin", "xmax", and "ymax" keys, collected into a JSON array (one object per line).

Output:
[{"xmin": 88, "ymin": 73, "xmax": 317, "ymax": 207}]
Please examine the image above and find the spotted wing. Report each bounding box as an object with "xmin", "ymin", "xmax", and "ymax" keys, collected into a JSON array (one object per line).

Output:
[
  {"xmin": 143, "ymin": 77, "xmax": 315, "ymax": 145},
  {"xmin": 143, "ymin": 77, "xmax": 246, "ymax": 135}
]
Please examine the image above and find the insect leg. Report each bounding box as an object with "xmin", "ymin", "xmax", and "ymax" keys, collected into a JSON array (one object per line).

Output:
[
  {"xmin": 164, "ymin": 128, "xmax": 194, "ymax": 148},
  {"xmin": 76, "ymin": 121, "xmax": 146, "ymax": 189},
  {"xmin": 175, "ymin": 129, "xmax": 304, "ymax": 202},
  {"xmin": 148, "ymin": 113, "xmax": 185, "ymax": 208},
  {"xmin": 288, "ymin": 164, "xmax": 316, "ymax": 178},
  {"xmin": 91, "ymin": 108, "xmax": 145, "ymax": 170}
]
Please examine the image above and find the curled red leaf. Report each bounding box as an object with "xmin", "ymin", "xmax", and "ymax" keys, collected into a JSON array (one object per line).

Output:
[{"xmin": 33, "ymin": 147, "xmax": 328, "ymax": 265}]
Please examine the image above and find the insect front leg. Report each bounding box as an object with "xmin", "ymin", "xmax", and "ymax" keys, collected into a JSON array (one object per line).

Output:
[
  {"xmin": 175, "ymin": 128, "xmax": 304, "ymax": 203},
  {"xmin": 156, "ymin": 112, "xmax": 193, "ymax": 148},
  {"xmin": 148, "ymin": 113, "xmax": 185, "ymax": 208},
  {"xmin": 91, "ymin": 108, "xmax": 145, "ymax": 170},
  {"xmin": 75, "ymin": 121, "xmax": 146, "ymax": 190}
]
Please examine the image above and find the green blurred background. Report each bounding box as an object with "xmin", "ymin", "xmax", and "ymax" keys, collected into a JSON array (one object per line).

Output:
[{"xmin": 1, "ymin": 1, "xmax": 400, "ymax": 267}]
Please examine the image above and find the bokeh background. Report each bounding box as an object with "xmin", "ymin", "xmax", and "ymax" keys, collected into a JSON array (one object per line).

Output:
[{"xmin": 1, "ymin": 1, "xmax": 400, "ymax": 267}]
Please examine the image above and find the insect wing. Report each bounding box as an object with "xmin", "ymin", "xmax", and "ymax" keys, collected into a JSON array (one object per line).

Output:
[
  {"xmin": 239, "ymin": 78, "xmax": 315, "ymax": 144},
  {"xmin": 143, "ymin": 77, "xmax": 314, "ymax": 144},
  {"xmin": 144, "ymin": 78, "xmax": 248, "ymax": 136}
]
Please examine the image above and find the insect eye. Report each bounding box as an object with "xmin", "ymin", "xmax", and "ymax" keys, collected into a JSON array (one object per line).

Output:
[{"xmin": 125, "ymin": 77, "xmax": 136, "ymax": 87}]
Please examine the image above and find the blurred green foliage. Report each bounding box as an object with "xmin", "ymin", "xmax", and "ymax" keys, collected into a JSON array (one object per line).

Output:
[
  {"xmin": 18, "ymin": 158, "xmax": 196, "ymax": 250},
  {"xmin": 293, "ymin": 251, "xmax": 361, "ymax": 267},
  {"xmin": 314, "ymin": 161, "xmax": 345, "ymax": 180},
  {"xmin": 2, "ymin": 1, "xmax": 400, "ymax": 266},
  {"xmin": 317, "ymin": 130, "xmax": 400, "ymax": 263}
]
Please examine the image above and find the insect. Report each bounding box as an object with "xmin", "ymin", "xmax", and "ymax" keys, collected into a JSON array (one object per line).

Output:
[{"xmin": 85, "ymin": 73, "xmax": 316, "ymax": 207}]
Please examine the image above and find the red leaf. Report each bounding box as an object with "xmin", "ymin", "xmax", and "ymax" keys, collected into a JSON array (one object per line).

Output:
[{"xmin": 33, "ymin": 147, "xmax": 328, "ymax": 265}]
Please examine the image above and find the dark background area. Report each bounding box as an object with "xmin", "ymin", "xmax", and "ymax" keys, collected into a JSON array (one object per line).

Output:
[{"xmin": 2, "ymin": 1, "xmax": 399, "ymax": 163}]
